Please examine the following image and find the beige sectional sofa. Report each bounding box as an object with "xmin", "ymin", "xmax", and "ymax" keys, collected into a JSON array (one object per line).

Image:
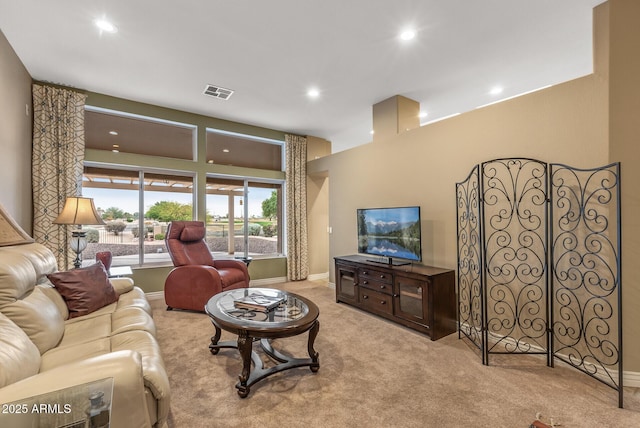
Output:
[{"xmin": 0, "ymin": 242, "xmax": 170, "ymax": 427}]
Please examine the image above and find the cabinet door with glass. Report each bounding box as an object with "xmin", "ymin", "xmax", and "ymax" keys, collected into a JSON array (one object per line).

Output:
[
  {"xmin": 393, "ymin": 275, "xmax": 429, "ymax": 326},
  {"xmin": 335, "ymin": 263, "xmax": 358, "ymax": 304}
]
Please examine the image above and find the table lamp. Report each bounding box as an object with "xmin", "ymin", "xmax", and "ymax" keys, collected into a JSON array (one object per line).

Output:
[{"xmin": 53, "ymin": 197, "xmax": 105, "ymax": 268}]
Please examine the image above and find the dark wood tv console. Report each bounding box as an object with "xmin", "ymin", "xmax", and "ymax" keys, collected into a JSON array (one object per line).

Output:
[{"xmin": 334, "ymin": 255, "xmax": 456, "ymax": 340}]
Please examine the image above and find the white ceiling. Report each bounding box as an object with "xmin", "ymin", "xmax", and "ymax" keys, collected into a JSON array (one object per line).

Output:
[{"xmin": 0, "ymin": 0, "xmax": 605, "ymax": 153}]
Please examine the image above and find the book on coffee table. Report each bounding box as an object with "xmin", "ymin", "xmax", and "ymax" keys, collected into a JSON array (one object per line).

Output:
[{"xmin": 234, "ymin": 293, "xmax": 285, "ymax": 312}]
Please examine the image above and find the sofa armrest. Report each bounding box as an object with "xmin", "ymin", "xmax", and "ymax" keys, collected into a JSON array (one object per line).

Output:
[
  {"xmin": 0, "ymin": 351, "xmax": 152, "ymax": 428},
  {"xmin": 110, "ymin": 277, "xmax": 135, "ymax": 295}
]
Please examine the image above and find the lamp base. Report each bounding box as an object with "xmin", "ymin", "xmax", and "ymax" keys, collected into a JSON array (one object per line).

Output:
[{"xmin": 70, "ymin": 230, "xmax": 88, "ymax": 269}]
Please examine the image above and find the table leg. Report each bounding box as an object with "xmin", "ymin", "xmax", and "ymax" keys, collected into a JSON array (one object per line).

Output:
[
  {"xmin": 308, "ymin": 320, "xmax": 320, "ymax": 372},
  {"xmin": 209, "ymin": 323, "xmax": 222, "ymax": 355},
  {"xmin": 236, "ymin": 333, "xmax": 253, "ymax": 398}
]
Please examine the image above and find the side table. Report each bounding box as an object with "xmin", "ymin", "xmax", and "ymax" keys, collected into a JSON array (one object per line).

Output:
[{"xmin": 108, "ymin": 266, "xmax": 133, "ymax": 278}]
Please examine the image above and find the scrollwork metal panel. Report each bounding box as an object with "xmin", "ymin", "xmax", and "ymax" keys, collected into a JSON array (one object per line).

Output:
[
  {"xmin": 481, "ymin": 159, "xmax": 549, "ymax": 360},
  {"xmin": 550, "ymin": 162, "xmax": 622, "ymax": 407},
  {"xmin": 456, "ymin": 165, "xmax": 484, "ymax": 360},
  {"xmin": 455, "ymin": 158, "xmax": 623, "ymax": 407}
]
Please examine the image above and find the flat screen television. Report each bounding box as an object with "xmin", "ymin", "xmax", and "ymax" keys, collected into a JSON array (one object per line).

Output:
[{"xmin": 357, "ymin": 206, "xmax": 422, "ymax": 266}]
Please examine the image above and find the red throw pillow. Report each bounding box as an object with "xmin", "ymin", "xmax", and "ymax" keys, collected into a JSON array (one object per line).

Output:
[{"xmin": 47, "ymin": 262, "xmax": 119, "ymax": 318}]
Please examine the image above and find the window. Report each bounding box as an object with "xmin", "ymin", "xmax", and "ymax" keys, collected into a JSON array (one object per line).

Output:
[
  {"xmin": 85, "ymin": 108, "xmax": 196, "ymax": 160},
  {"xmin": 83, "ymin": 107, "xmax": 286, "ymax": 267},
  {"xmin": 206, "ymin": 176, "xmax": 284, "ymax": 260},
  {"xmin": 206, "ymin": 129, "xmax": 283, "ymax": 170},
  {"xmin": 82, "ymin": 166, "xmax": 195, "ymax": 267}
]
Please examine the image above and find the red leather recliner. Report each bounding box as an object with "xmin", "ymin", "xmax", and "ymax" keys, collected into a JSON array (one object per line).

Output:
[{"xmin": 164, "ymin": 221, "xmax": 250, "ymax": 311}]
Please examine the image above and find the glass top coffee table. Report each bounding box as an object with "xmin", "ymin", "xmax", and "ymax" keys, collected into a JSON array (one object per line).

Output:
[{"xmin": 205, "ymin": 288, "xmax": 320, "ymax": 398}]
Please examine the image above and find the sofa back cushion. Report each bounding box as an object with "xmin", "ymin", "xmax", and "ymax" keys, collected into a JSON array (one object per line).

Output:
[
  {"xmin": 0, "ymin": 312, "xmax": 41, "ymax": 388},
  {"xmin": 0, "ymin": 243, "xmax": 58, "ymax": 305},
  {"xmin": 0, "ymin": 243, "xmax": 64, "ymax": 354},
  {"xmin": 0, "ymin": 287, "xmax": 65, "ymax": 354},
  {"xmin": 38, "ymin": 281, "xmax": 70, "ymax": 320}
]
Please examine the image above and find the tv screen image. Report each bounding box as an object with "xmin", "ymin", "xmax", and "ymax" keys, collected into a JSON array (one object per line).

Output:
[{"xmin": 357, "ymin": 206, "xmax": 422, "ymax": 264}]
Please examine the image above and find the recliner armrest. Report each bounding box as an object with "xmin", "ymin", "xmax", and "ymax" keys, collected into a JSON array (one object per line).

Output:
[
  {"xmin": 166, "ymin": 265, "xmax": 222, "ymax": 288},
  {"xmin": 164, "ymin": 265, "xmax": 224, "ymax": 311},
  {"xmin": 212, "ymin": 259, "xmax": 249, "ymax": 280}
]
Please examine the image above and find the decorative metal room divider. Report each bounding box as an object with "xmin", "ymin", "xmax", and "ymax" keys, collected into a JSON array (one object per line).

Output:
[{"xmin": 456, "ymin": 158, "xmax": 623, "ymax": 407}]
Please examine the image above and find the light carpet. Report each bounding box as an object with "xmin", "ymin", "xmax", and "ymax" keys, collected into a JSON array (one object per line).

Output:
[{"xmin": 150, "ymin": 280, "xmax": 640, "ymax": 427}]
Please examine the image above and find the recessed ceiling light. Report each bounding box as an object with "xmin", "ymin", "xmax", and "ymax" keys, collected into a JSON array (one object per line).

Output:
[
  {"xmin": 400, "ymin": 29, "xmax": 416, "ymax": 41},
  {"xmin": 370, "ymin": 130, "xmax": 375, "ymax": 135},
  {"xmin": 94, "ymin": 18, "xmax": 118, "ymax": 34},
  {"xmin": 222, "ymin": 149, "xmax": 230, "ymax": 153},
  {"xmin": 109, "ymin": 130, "xmax": 118, "ymax": 136},
  {"xmin": 490, "ymin": 86, "xmax": 504, "ymax": 95},
  {"xmin": 112, "ymin": 144, "xmax": 119, "ymax": 148},
  {"xmin": 207, "ymin": 160, "xmax": 214, "ymax": 164},
  {"xmin": 418, "ymin": 111, "xmax": 428, "ymax": 119},
  {"xmin": 111, "ymin": 149, "xmax": 119, "ymax": 153},
  {"xmin": 307, "ymin": 88, "xmax": 320, "ymax": 98}
]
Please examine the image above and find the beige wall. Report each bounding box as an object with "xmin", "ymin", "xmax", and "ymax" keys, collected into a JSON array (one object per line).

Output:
[
  {"xmin": 307, "ymin": 172, "xmax": 329, "ymax": 276},
  {"xmin": 309, "ymin": 72, "xmax": 608, "ymax": 269},
  {"xmin": 0, "ymin": 30, "xmax": 32, "ymax": 232},
  {"xmin": 608, "ymin": 0, "xmax": 640, "ymax": 373},
  {"xmin": 308, "ymin": 1, "xmax": 640, "ymax": 373},
  {"xmin": 306, "ymin": 136, "xmax": 331, "ymax": 277}
]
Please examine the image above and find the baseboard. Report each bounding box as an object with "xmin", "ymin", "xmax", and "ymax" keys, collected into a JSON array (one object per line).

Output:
[
  {"xmin": 458, "ymin": 322, "xmax": 640, "ymax": 387},
  {"xmin": 250, "ymin": 276, "xmax": 288, "ymax": 286},
  {"xmin": 307, "ymin": 272, "xmax": 329, "ymax": 281},
  {"xmin": 623, "ymin": 370, "xmax": 640, "ymax": 388},
  {"xmin": 145, "ymin": 291, "xmax": 164, "ymax": 301},
  {"xmin": 144, "ymin": 275, "xmax": 326, "ymax": 298}
]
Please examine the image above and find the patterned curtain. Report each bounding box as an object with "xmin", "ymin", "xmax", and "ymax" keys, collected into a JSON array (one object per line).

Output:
[
  {"xmin": 32, "ymin": 84, "xmax": 87, "ymax": 270},
  {"xmin": 285, "ymin": 134, "xmax": 308, "ymax": 281}
]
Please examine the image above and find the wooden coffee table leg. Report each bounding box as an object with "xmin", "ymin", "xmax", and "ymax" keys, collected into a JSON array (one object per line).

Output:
[
  {"xmin": 209, "ymin": 323, "xmax": 222, "ymax": 355},
  {"xmin": 308, "ymin": 320, "xmax": 320, "ymax": 372},
  {"xmin": 236, "ymin": 333, "xmax": 253, "ymax": 398}
]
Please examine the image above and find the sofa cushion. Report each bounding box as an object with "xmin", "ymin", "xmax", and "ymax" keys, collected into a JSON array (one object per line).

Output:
[
  {"xmin": 0, "ymin": 250, "xmax": 38, "ymax": 306},
  {"xmin": 0, "ymin": 244, "xmax": 57, "ymax": 307},
  {"xmin": 40, "ymin": 338, "xmax": 112, "ymax": 372},
  {"xmin": 57, "ymin": 314, "xmax": 113, "ymax": 348},
  {"xmin": 116, "ymin": 286, "xmax": 152, "ymax": 315},
  {"xmin": 47, "ymin": 262, "xmax": 118, "ymax": 319},
  {"xmin": 0, "ymin": 287, "xmax": 65, "ymax": 354},
  {"xmin": 37, "ymin": 282, "xmax": 70, "ymax": 320},
  {"xmin": 57, "ymin": 307, "xmax": 156, "ymax": 349},
  {"xmin": 0, "ymin": 312, "xmax": 41, "ymax": 388}
]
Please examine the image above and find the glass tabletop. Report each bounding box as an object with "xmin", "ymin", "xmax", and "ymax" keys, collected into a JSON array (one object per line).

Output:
[{"xmin": 213, "ymin": 288, "xmax": 310, "ymax": 324}]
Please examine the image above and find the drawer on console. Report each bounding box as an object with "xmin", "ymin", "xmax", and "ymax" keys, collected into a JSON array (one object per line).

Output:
[
  {"xmin": 358, "ymin": 277, "xmax": 392, "ymax": 294},
  {"xmin": 359, "ymin": 288, "xmax": 393, "ymax": 316},
  {"xmin": 358, "ymin": 268, "xmax": 392, "ymax": 284}
]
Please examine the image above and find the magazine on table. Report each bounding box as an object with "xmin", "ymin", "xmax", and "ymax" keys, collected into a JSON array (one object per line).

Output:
[{"xmin": 233, "ymin": 292, "xmax": 285, "ymax": 312}]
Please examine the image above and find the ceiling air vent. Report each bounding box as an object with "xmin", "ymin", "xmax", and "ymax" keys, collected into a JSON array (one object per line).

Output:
[{"xmin": 203, "ymin": 84, "xmax": 234, "ymax": 100}]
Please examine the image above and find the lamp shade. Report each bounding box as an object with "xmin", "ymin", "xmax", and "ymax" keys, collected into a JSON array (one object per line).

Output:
[{"xmin": 53, "ymin": 197, "xmax": 106, "ymax": 226}]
